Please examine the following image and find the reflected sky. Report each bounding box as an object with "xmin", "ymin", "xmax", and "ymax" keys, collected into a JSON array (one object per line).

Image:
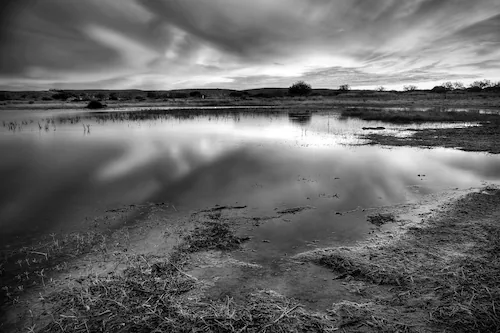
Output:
[{"xmin": 1, "ymin": 110, "xmax": 500, "ymax": 247}]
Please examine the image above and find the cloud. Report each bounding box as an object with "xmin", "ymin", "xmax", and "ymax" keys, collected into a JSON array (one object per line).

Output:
[{"xmin": 1, "ymin": 0, "xmax": 499, "ymax": 90}]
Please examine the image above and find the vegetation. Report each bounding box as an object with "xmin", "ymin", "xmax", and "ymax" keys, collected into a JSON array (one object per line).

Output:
[
  {"xmin": 51, "ymin": 91, "xmax": 74, "ymax": 100},
  {"xmin": 189, "ymin": 91, "xmax": 203, "ymax": 98},
  {"xmin": 288, "ymin": 81, "xmax": 312, "ymax": 96},
  {"xmin": 339, "ymin": 84, "xmax": 351, "ymax": 91},
  {"xmin": 297, "ymin": 188, "xmax": 500, "ymax": 332},
  {"xmin": 403, "ymin": 85, "xmax": 418, "ymax": 91},
  {"xmin": 86, "ymin": 100, "xmax": 106, "ymax": 109},
  {"xmin": 341, "ymin": 107, "xmax": 500, "ymax": 124},
  {"xmin": 7, "ymin": 208, "xmax": 341, "ymax": 333}
]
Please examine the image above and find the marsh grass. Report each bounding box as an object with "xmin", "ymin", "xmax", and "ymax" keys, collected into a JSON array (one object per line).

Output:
[
  {"xmin": 341, "ymin": 108, "xmax": 500, "ymax": 124},
  {"xmin": 298, "ymin": 188, "xmax": 500, "ymax": 332},
  {"xmin": 0, "ymin": 232, "xmax": 107, "ymax": 306},
  {"xmin": 31, "ymin": 209, "xmax": 341, "ymax": 332}
]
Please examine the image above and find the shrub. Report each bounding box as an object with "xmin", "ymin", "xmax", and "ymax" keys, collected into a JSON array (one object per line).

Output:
[
  {"xmin": 189, "ymin": 91, "xmax": 203, "ymax": 98},
  {"xmin": 86, "ymin": 100, "xmax": 106, "ymax": 109},
  {"xmin": 431, "ymin": 86, "xmax": 448, "ymax": 93},
  {"xmin": 135, "ymin": 96, "xmax": 146, "ymax": 101},
  {"xmin": 52, "ymin": 91, "xmax": 73, "ymax": 100},
  {"xmin": 339, "ymin": 84, "xmax": 351, "ymax": 91},
  {"xmin": 170, "ymin": 92, "xmax": 189, "ymax": 98},
  {"xmin": 288, "ymin": 81, "xmax": 312, "ymax": 96},
  {"xmin": 41, "ymin": 96, "xmax": 52, "ymax": 101}
]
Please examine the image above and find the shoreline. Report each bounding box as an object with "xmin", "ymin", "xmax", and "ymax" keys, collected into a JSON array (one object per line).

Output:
[{"xmin": 2, "ymin": 185, "xmax": 499, "ymax": 332}]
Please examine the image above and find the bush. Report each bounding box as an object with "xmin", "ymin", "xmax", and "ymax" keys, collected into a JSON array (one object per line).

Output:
[
  {"xmin": 86, "ymin": 100, "xmax": 106, "ymax": 109},
  {"xmin": 339, "ymin": 84, "xmax": 351, "ymax": 91},
  {"xmin": 135, "ymin": 96, "xmax": 146, "ymax": 101},
  {"xmin": 95, "ymin": 93, "xmax": 106, "ymax": 100},
  {"xmin": 41, "ymin": 96, "xmax": 52, "ymax": 101},
  {"xmin": 288, "ymin": 81, "xmax": 312, "ymax": 96},
  {"xmin": 170, "ymin": 92, "xmax": 189, "ymax": 98},
  {"xmin": 431, "ymin": 86, "xmax": 448, "ymax": 93},
  {"xmin": 189, "ymin": 91, "xmax": 203, "ymax": 98},
  {"xmin": 52, "ymin": 91, "xmax": 74, "ymax": 100}
]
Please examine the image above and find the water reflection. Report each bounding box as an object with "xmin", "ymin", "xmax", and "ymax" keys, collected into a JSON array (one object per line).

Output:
[
  {"xmin": 1, "ymin": 109, "xmax": 500, "ymax": 248},
  {"xmin": 288, "ymin": 111, "xmax": 312, "ymax": 125}
]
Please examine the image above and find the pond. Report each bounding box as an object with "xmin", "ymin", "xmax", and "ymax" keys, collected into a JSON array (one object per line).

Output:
[{"xmin": 1, "ymin": 108, "xmax": 500, "ymax": 250}]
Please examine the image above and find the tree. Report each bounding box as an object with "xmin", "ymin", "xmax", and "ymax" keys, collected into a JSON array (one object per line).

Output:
[
  {"xmin": 403, "ymin": 85, "xmax": 417, "ymax": 91},
  {"xmin": 453, "ymin": 81, "xmax": 465, "ymax": 90},
  {"xmin": 442, "ymin": 82, "xmax": 454, "ymax": 90},
  {"xmin": 377, "ymin": 86, "xmax": 385, "ymax": 92},
  {"xmin": 469, "ymin": 79, "xmax": 492, "ymax": 90},
  {"xmin": 467, "ymin": 79, "xmax": 493, "ymax": 92},
  {"xmin": 288, "ymin": 81, "xmax": 312, "ymax": 96},
  {"xmin": 339, "ymin": 84, "xmax": 350, "ymax": 91}
]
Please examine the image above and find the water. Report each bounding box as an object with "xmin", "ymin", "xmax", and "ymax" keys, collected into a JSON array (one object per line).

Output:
[{"xmin": 1, "ymin": 108, "xmax": 500, "ymax": 249}]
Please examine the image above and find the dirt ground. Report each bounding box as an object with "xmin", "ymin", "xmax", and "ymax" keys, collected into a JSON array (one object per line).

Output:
[{"xmin": 1, "ymin": 185, "xmax": 499, "ymax": 332}]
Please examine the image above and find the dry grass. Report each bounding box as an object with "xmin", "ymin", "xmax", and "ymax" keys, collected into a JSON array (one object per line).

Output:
[
  {"xmin": 340, "ymin": 108, "xmax": 500, "ymax": 124},
  {"xmin": 296, "ymin": 187, "xmax": 500, "ymax": 332},
  {"xmin": 29, "ymin": 209, "xmax": 340, "ymax": 333},
  {"xmin": 0, "ymin": 231, "xmax": 107, "ymax": 307}
]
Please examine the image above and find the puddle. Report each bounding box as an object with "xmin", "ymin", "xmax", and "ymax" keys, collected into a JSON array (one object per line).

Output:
[{"xmin": 1, "ymin": 108, "xmax": 500, "ymax": 250}]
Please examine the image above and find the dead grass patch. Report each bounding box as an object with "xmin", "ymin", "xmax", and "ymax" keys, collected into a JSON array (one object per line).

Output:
[{"xmin": 296, "ymin": 187, "xmax": 500, "ymax": 332}]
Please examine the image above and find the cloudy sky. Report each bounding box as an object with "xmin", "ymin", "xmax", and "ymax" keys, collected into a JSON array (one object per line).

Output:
[{"xmin": 1, "ymin": 0, "xmax": 499, "ymax": 91}]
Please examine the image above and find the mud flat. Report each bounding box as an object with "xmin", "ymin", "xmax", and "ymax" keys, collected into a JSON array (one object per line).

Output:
[
  {"xmin": 340, "ymin": 108, "xmax": 500, "ymax": 154},
  {"xmin": 2, "ymin": 185, "xmax": 499, "ymax": 332},
  {"xmin": 295, "ymin": 186, "xmax": 500, "ymax": 332},
  {"xmin": 364, "ymin": 123, "xmax": 500, "ymax": 154}
]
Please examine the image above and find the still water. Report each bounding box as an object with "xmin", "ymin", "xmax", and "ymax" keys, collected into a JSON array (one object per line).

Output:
[{"xmin": 1, "ymin": 109, "xmax": 500, "ymax": 247}]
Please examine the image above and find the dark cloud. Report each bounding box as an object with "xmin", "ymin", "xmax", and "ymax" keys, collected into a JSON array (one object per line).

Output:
[{"xmin": 0, "ymin": 0, "xmax": 499, "ymax": 90}]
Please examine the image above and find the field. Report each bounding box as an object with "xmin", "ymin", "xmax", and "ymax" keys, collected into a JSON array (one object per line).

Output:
[{"xmin": 1, "ymin": 90, "xmax": 499, "ymax": 332}]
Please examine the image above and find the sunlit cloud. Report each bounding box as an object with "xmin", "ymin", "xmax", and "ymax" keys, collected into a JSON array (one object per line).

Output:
[{"xmin": 0, "ymin": 0, "xmax": 499, "ymax": 90}]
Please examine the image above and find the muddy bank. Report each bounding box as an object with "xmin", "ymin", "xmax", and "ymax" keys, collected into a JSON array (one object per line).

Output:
[
  {"xmin": 363, "ymin": 122, "xmax": 500, "ymax": 154},
  {"xmin": 296, "ymin": 186, "xmax": 500, "ymax": 332},
  {"xmin": 2, "ymin": 187, "xmax": 499, "ymax": 332}
]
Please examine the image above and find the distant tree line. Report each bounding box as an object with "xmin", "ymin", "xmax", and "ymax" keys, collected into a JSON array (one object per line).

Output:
[{"xmin": 432, "ymin": 80, "xmax": 500, "ymax": 93}]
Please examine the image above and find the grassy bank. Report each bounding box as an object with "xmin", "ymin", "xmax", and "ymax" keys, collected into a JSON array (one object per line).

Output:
[
  {"xmin": 4, "ymin": 191, "xmax": 500, "ymax": 332},
  {"xmin": 341, "ymin": 108, "xmax": 500, "ymax": 124},
  {"xmin": 3, "ymin": 208, "xmax": 338, "ymax": 332},
  {"xmin": 340, "ymin": 108, "xmax": 500, "ymax": 153},
  {"xmin": 296, "ymin": 187, "xmax": 500, "ymax": 332},
  {"xmin": 2, "ymin": 90, "xmax": 500, "ymax": 111},
  {"xmin": 364, "ymin": 121, "xmax": 500, "ymax": 154}
]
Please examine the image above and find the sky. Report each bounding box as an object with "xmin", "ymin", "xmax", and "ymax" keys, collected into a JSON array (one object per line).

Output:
[{"xmin": 1, "ymin": 0, "xmax": 500, "ymax": 91}]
